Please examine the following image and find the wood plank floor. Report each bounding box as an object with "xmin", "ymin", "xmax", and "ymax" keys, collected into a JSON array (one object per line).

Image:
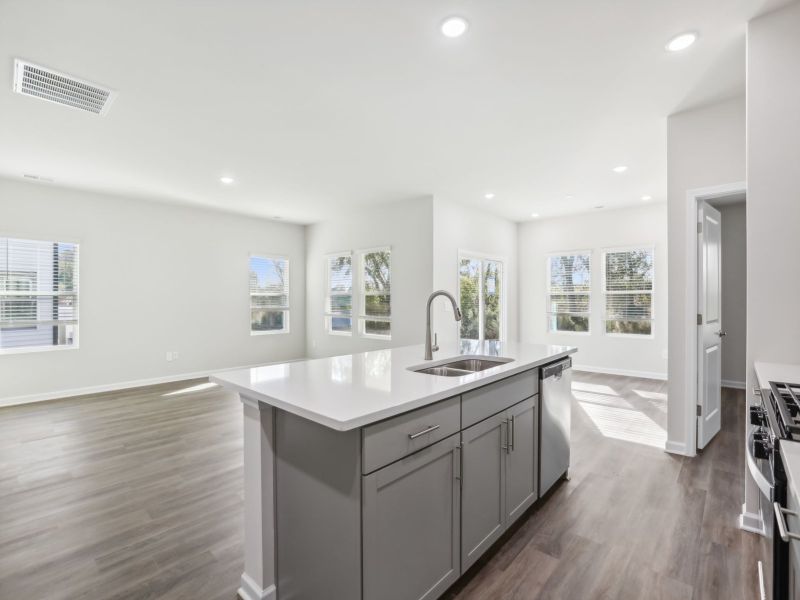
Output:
[{"xmin": 0, "ymin": 372, "xmax": 766, "ymax": 599}]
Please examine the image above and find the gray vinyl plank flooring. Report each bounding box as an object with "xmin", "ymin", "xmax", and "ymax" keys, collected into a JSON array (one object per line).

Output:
[{"xmin": 0, "ymin": 372, "xmax": 766, "ymax": 599}]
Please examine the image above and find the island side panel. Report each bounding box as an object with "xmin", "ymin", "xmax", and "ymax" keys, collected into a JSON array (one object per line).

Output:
[
  {"xmin": 275, "ymin": 409, "xmax": 362, "ymax": 599},
  {"xmin": 240, "ymin": 396, "xmax": 277, "ymax": 600}
]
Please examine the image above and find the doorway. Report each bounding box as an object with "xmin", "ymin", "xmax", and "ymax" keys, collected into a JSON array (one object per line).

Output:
[{"xmin": 680, "ymin": 182, "xmax": 747, "ymax": 453}]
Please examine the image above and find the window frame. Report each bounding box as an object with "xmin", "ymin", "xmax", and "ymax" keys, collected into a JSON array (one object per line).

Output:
[
  {"xmin": 601, "ymin": 245, "xmax": 655, "ymax": 339},
  {"xmin": 457, "ymin": 250, "xmax": 506, "ymax": 346},
  {"xmin": 545, "ymin": 250, "xmax": 592, "ymax": 336},
  {"xmin": 249, "ymin": 254, "xmax": 290, "ymax": 336},
  {"xmin": 325, "ymin": 251, "xmax": 354, "ymax": 337},
  {"xmin": 358, "ymin": 246, "xmax": 392, "ymax": 340},
  {"xmin": 0, "ymin": 235, "xmax": 81, "ymax": 355}
]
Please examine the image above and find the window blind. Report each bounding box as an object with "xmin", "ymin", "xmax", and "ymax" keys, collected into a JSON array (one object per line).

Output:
[
  {"xmin": 360, "ymin": 249, "xmax": 391, "ymax": 338},
  {"xmin": 326, "ymin": 253, "xmax": 353, "ymax": 334},
  {"xmin": 546, "ymin": 253, "xmax": 591, "ymax": 333},
  {"xmin": 0, "ymin": 237, "xmax": 79, "ymax": 351},
  {"xmin": 603, "ymin": 248, "xmax": 653, "ymax": 335},
  {"xmin": 249, "ymin": 256, "xmax": 289, "ymax": 333}
]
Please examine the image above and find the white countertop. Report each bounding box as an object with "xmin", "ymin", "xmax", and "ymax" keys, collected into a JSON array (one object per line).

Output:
[
  {"xmin": 782, "ymin": 440, "xmax": 800, "ymax": 501},
  {"xmin": 755, "ymin": 361, "xmax": 800, "ymax": 390},
  {"xmin": 211, "ymin": 341, "xmax": 576, "ymax": 431}
]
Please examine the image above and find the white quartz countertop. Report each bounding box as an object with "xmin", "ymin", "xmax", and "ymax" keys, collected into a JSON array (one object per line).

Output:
[
  {"xmin": 755, "ymin": 361, "xmax": 800, "ymax": 390},
  {"xmin": 211, "ymin": 341, "xmax": 576, "ymax": 431}
]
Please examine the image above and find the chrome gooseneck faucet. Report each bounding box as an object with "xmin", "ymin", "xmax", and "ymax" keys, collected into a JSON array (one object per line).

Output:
[{"xmin": 424, "ymin": 290, "xmax": 462, "ymax": 360}]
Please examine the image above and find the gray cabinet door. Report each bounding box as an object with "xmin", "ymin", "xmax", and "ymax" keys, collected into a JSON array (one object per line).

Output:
[
  {"xmin": 788, "ymin": 484, "xmax": 800, "ymax": 600},
  {"xmin": 460, "ymin": 411, "xmax": 507, "ymax": 572},
  {"xmin": 505, "ymin": 397, "xmax": 538, "ymax": 523},
  {"xmin": 362, "ymin": 434, "xmax": 461, "ymax": 600}
]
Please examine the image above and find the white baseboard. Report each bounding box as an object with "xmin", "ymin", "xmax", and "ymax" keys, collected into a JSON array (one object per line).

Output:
[
  {"xmin": 665, "ymin": 440, "xmax": 694, "ymax": 457},
  {"xmin": 238, "ymin": 573, "xmax": 276, "ymax": 600},
  {"xmin": 739, "ymin": 503, "xmax": 766, "ymax": 536},
  {"xmin": 0, "ymin": 358, "xmax": 307, "ymax": 408},
  {"xmin": 722, "ymin": 379, "xmax": 746, "ymax": 390},
  {"xmin": 572, "ymin": 364, "xmax": 668, "ymax": 381}
]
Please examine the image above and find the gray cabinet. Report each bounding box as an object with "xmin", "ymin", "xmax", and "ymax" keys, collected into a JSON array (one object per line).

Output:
[
  {"xmin": 788, "ymin": 483, "xmax": 800, "ymax": 600},
  {"xmin": 461, "ymin": 411, "xmax": 507, "ymax": 571},
  {"xmin": 505, "ymin": 397, "xmax": 538, "ymax": 522},
  {"xmin": 460, "ymin": 396, "xmax": 538, "ymax": 572},
  {"xmin": 362, "ymin": 433, "xmax": 461, "ymax": 600}
]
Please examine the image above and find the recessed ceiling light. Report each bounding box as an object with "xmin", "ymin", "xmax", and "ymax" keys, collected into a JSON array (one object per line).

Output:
[
  {"xmin": 565, "ymin": 195, "xmax": 573, "ymax": 200},
  {"xmin": 441, "ymin": 16, "xmax": 469, "ymax": 38},
  {"xmin": 219, "ymin": 176, "xmax": 235, "ymax": 184},
  {"xmin": 612, "ymin": 166, "xmax": 628, "ymax": 173},
  {"xmin": 484, "ymin": 192, "xmax": 495, "ymax": 200},
  {"xmin": 531, "ymin": 212, "xmax": 540, "ymax": 218},
  {"xmin": 666, "ymin": 32, "xmax": 698, "ymax": 52},
  {"xmin": 594, "ymin": 205, "xmax": 605, "ymax": 209},
  {"xmin": 641, "ymin": 195, "xmax": 652, "ymax": 201}
]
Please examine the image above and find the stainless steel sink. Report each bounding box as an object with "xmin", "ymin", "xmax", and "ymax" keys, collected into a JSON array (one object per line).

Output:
[
  {"xmin": 414, "ymin": 366, "xmax": 474, "ymax": 377},
  {"xmin": 410, "ymin": 356, "xmax": 513, "ymax": 376},
  {"xmin": 441, "ymin": 358, "xmax": 508, "ymax": 372}
]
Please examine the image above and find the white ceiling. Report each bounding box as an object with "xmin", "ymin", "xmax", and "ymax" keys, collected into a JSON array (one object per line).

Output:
[{"xmin": 0, "ymin": 0, "xmax": 786, "ymax": 224}]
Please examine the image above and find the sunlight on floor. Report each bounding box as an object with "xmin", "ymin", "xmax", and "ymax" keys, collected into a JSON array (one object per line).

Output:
[
  {"xmin": 162, "ymin": 381, "xmax": 219, "ymax": 397},
  {"xmin": 573, "ymin": 390, "xmax": 634, "ymax": 409},
  {"xmin": 572, "ymin": 381, "xmax": 619, "ymax": 396},
  {"xmin": 577, "ymin": 401, "xmax": 667, "ymax": 448},
  {"xmin": 633, "ymin": 389, "xmax": 667, "ymax": 402}
]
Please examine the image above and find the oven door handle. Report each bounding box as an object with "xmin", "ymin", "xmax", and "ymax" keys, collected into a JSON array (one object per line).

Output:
[
  {"xmin": 774, "ymin": 502, "xmax": 800, "ymax": 542},
  {"xmin": 746, "ymin": 429, "xmax": 774, "ymax": 498}
]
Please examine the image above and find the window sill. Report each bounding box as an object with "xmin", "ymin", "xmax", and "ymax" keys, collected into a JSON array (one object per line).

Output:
[
  {"xmin": 0, "ymin": 344, "xmax": 79, "ymax": 356},
  {"xmin": 548, "ymin": 330, "xmax": 592, "ymax": 336},
  {"xmin": 251, "ymin": 330, "xmax": 290, "ymax": 336},
  {"xmin": 327, "ymin": 330, "xmax": 353, "ymax": 337},
  {"xmin": 603, "ymin": 332, "xmax": 655, "ymax": 340},
  {"xmin": 362, "ymin": 333, "xmax": 392, "ymax": 341}
]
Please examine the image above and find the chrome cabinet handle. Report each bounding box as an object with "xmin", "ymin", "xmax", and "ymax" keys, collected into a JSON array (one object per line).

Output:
[
  {"xmin": 453, "ymin": 444, "xmax": 461, "ymax": 483},
  {"xmin": 508, "ymin": 416, "xmax": 515, "ymax": 453},
  {"xmin": 774, "ymin": 502, "xmax": 800, "ymax": 541},
  {"xmin": 758, "ymin": 561, "xmax": 766, "ymax": 600},
  {"xmin": 409, "ymin": 424, "xmax": 440, "ymax": 439},
  {"xmin": 717, "ymin": 331, "xmax": 727, "ymax": 337},
  {"xmin": 501, "ymin": 420, "xmax": 509, "ymax": 452}
]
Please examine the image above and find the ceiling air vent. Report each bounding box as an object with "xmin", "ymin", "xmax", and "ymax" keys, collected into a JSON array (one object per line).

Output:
[{"xmin": 13, "ymin": 59, "xmax": 115, "ymax": 115}]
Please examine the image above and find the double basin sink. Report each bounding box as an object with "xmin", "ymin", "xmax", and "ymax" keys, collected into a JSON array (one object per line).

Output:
[{"xmin": 410, "ymin": 356, "xmax": 514, "ymax": 377}]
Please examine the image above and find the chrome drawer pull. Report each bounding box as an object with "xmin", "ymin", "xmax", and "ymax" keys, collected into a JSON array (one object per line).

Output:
[
  {"xmin": 758, "ymin": 561, "xmax": 766, "ymax": 600},
  {"xmin": 509, "ymin": 415, "xmax": 515, "ymax": 453},
  {"xmin": 409, "ymin": 424, "xmax": 440, "ymax": 439},
  {"xmin": 774, "ymin": 502, "xmax": 800, "ymax": 541}
]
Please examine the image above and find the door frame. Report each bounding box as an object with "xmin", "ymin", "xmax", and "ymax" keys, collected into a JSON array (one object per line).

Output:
[{"xmin": 681, "ymin": 181, "xmax": 746, "ymax": 455}]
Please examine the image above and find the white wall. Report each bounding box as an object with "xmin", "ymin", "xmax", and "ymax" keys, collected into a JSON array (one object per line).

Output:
[
  {"xmin": 665, "ymin": 96, "xmax": 746, "ymax": 451},
  {"xmin": 431, "ymin": 199, "xmax": 519, "ymax": 348},
  {"xmin": 0, "ymin": 178, "xmax": 306, "ymax": 403},
  {"xmin": 747, "ymin": 1, "xmax": 800, "ymax": 381},
  {"xmin": 304, "ymin": 197, "xmax": 434, "ymax": 358},
  {"xmin": 518, "ymin": 203, "xmax": 668, "ymax": 378},
  {"xmin": 715, "ymin": 201, "xmax": 747, "ymax": 387}
]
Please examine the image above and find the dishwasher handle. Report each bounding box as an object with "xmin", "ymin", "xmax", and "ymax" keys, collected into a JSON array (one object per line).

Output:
[{"xmin": 542, "ymin": 357, "xmax": 572, "ymax": 380}]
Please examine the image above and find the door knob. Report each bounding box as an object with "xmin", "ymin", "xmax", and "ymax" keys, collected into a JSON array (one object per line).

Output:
[{"xmin": 717, "ymin": 331, "xmax": 727, "ymax": 337}]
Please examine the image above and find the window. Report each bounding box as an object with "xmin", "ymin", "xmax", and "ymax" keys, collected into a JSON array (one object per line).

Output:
[
  {"xmin": 458, "ymin": 255, "xmax": 503, "ymax": 344},
  {"xmin": 325, "ymin": 253, "xmax": 353, "ymax": 335},
  {"xmin": 249, "ymin": 255, "xmax": 289, "ymax": 334},
  {"xmin": 0, "ymin": 237, "xmax": 79, "ymax": 352},
  {"xmin": 360, "ymin": 249, "xmax": 391, "ymax": 338},
  {"xmin": 546, "ymin": 252, "xmax": 591, "ymax": 333},
  {"xmin": 603, "ymin": 247, "xmax": 654, "ymax": 336}
]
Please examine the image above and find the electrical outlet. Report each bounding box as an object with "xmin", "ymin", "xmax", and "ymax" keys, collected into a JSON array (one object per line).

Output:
[
  {"xmin": 166, "ymin": 351, "xmax": 173, "ymax": 362},
  {"xmin": 173, "ymin": 351, "xmax": 179, "ymax": 361}
]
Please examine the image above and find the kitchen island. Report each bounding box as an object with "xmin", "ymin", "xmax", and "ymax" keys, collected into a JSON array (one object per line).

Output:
[{"xmin": 212, "ymin": 341, "xmax": 576, "ymax": 600}]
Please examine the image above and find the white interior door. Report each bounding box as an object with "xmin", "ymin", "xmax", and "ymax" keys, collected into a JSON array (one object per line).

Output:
[{"xmin": 697, "ymin": 201, "xmax": 723, "ymax": 449}]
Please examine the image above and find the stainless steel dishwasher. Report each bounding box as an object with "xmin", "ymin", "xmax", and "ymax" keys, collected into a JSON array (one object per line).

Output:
[{"xmin": 539, "ymin": 357, "xmax": 572, "ymax": 496}]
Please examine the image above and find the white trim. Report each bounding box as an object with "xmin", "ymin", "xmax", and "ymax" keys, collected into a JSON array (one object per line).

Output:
[
  {"xmin": 0, "ymin": 343, "xmax": 79, "ymax": 356},
  {"xmin": 739, "ymin": 503, "xmax": 766, "ymax": 536},
  {"xmin": 682, "ymin": 181, "xmax": 747, "ymax": 456},
  {"xmin": 238, "ymin": 572, "xmax": 277, "ymax": 600},
  {"xmin": 572, "ymin": 364, "xmax": 667, "ymax": 381},
  {"xmin": 722, "ymin": 379, "xmax": 746, "ymax": 390},
  {"xmin": 0, "ymin": 357, "xmax": 307, "ymax": 408},
  {"xmin": 665, "ymin": 440, "xmax": 690, "ymax": 456}
]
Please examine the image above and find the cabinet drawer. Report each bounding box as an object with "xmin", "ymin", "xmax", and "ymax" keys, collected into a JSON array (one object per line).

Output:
[
  {"xmin": 462, "ymin": 369, "xmax": 538, "ymax": 428},
  {"xmin": 362, "ymin": 396, "xmax": 460, "ymax": 474}
]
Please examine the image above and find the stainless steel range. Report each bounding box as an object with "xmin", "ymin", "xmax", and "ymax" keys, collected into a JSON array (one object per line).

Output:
[{"xmin": 749, "ymin": 380, "xmax": 800, "ymax": 599}]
